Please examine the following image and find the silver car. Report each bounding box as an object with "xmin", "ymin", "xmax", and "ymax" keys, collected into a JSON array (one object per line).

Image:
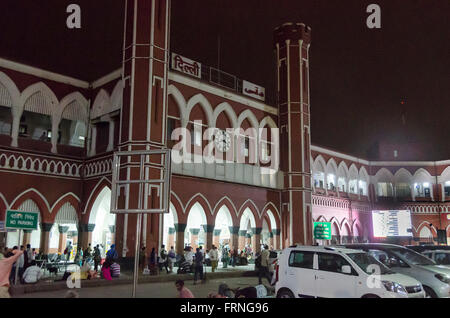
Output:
[
  {"xmin": 421, "ymin": 250, "xmax": 450, "ymax": 267},
  {"xmin": 343, "ymin": 243, "xmax": 450, "ymax": 298}
]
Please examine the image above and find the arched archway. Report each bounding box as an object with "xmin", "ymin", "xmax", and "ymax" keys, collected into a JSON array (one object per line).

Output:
[
  {"xmin": 50, "ymin": 201, "xmax": 79, "ymax": 258},
  {"xmin": 330, "ymin": 219, "xmax": 340, "ymax": 244},
  {"xmin": 213, "ymin": 205, "xmax": 233, "ymax": 249},
  {"xmin": 89, "ymin": 187, "xmax": 115, "ymax": 257},
  {"xmin": 185, "ymin": 202, "xmax": 208, "ymax": 250},
  {"xmin": 162, "ymin": 202, "xmax": 179, "ymax": 249},
  {"xmin": 238, "ymin": 207, "xmax": 257, "ymax": 252}
]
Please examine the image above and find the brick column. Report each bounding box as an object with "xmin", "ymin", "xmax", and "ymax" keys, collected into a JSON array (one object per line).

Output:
[
  {"xmin": 213, "ymin": 229, "xmax": 221, "ymax": 247},
  {"xmin": 22, "ymin": 230, "xmax": 32, "ymax": 246},
  {"xmin": 272, "ymin": 229, "xmax": 281, "ymax": 250},
  {"xmin": 115, "ymin": 0, "xmax": 171, "ymax": 262},
  {"xmin": 275, "ymin": 23, "xmax": 313, "ymax": 246},
  {"xmin": 203, "ymin": 224, "xmax": 214, "ymax": 250},
  {"xmin": 228, "ymin": 226, "xmax": 239, "ymax": 251},
  {"xmin": 39, "ymin": 223, "xmax": 53, "ymax": 254},
  {"xmin": 167, "ymin": 227, "xmax": 175, "ymax": 249},
  {"xmin": 58, "ymin": 226, "xmax": 69, "ymax": 253},
  {"xmin": 174, "ymin": 223, "xmax": 186, "ymax": 255},
  {"xmin": 253, "ymin": 227, "xmax": 262, "ymax": 253},
  {"xmin": 269, "ymin": 231, "xmax": 274, "ymax": 249},
  {"xmin": 189, "ymin": 228, "xmax": 200, "ymax": 250},
  {"xmin": 109, "ymin": 225, "xmax": 116, "ymax": 245},
  {"xmin": 79, "ymin": 223, "xmax": 95, "ymax": 250},
  {"xmin": 238, "ymin": 230, "xmax": 246, "ymax": 251}
]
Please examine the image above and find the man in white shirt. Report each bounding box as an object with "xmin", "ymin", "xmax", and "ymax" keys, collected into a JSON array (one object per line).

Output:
[
  {"xmin": 209, "ymin": 245, "xmax": 219, "ymax": 272},
  {"xmin": 22, "ymin": 261, "xmax": 42, "ymax": 284},
  {"xmin": 184, "ymin": 248, "xmax": 194, "ymax": 266}
]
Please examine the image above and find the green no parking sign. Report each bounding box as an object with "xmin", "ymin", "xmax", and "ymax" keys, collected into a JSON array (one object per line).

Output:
[
  {"xmin": 313, "ymin": 222, "xmax": 332, "ymax": 240},
  {"xmin": 5, "ymin": 210, "xmax": 39, "ymax": 230}
]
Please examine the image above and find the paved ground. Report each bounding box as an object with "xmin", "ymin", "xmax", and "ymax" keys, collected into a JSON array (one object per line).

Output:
[{"xmin": 15, "ymin": 276, "xmax": 274, "ymax": 298}]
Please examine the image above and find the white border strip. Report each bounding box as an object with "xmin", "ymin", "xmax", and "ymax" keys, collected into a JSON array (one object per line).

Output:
[
  {"xmin": 91, "ymin": 69, "xmax": 122, "ymax": 89},
  {"xmin": 0, "ymin": 58, "xmax": 89, "ymax": 89}
]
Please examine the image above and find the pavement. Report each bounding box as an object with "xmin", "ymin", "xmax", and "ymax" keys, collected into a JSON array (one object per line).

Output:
[
  {"xmin": 10, "ymin": 264, "xmax": 259, "ymax": 297},
  {"xmin": 14, "ymin": 276, "xmax": 274, "ymax": 298}
]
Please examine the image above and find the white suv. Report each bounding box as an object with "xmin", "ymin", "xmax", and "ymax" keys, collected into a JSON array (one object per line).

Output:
[{"xmin": 274, "ymin": 246, "xmax": 425, "ymax": 298}]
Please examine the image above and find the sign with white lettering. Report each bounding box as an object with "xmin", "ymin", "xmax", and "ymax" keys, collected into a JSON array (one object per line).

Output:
[
  {"xmin": 313, "ymin": 222, "xmax": 332, "ymax": 240},
  {"xmin": 5, "ymin": 210, "xmax": 39, "ymax": 230},
  {"xmin": 172, "ymin": 53, "xmax": 201, "ymax": 79},
  {"xmin": 243, "ymin": 80, "xmax": 265, "ymax": 101}
]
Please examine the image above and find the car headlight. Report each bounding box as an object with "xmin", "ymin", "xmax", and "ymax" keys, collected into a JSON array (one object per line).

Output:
[
  {"xmin": 435, "ymin": 274, "xmax": 450, "ymax": 284},
  {"xmin": 382, "ymin": 281, "xmax": 407, "ymax": 294}
]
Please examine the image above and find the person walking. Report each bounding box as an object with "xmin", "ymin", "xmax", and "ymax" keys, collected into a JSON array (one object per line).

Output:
[
  {"xmin": 159, "ymin": 245, "xmax": 169, "ymax": 273},
  {"xmin": 139, "ymin": 246, "xmax": 147, "ymax": 271},
  {"xmin": 193, "ymin": 248, "xmax": 204, "ymax": 285},
  {"xmin": 0, "ymin": 249, "xmax": 23, "ymax": 298},
  {"xmin": 258, "ymin": 244, "xmax": 272, "ymax": 285},
  {"xmin": 168, "ymin": 246, "xmax": 176, "ymax": 273},
  {"xmin": 222, "ymin": 247, "xmax": 229, "ymax": 268},
  {"xmin": 83, "ymin": 243, "xmax": 92, "ymax": 265},
  {"xmin": 209, "ymin": 245, "xmax": 219, "ymax": 273},
  {"xmin": 66, "ymin": 242, "xmax": 73, "ymax": 261},
  {"xmin": 175, "ymin": 279, "xmax": 194, "ymax": 298},
  {"xmin": 93, "ymin": 244, "xmax": 102, "ymax": 272},
  {"xmin": 149, "ymin": 247, "xmax": 157, "ymax": 275}
]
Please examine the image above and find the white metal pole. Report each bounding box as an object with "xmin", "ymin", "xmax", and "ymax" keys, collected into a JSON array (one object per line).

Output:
[{"xmin": 15, "ymin": 229, "xmax": 22, "ymax": 285}]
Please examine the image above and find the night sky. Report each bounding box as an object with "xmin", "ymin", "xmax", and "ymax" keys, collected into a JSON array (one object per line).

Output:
[{"xmin": 0, "ymin": 0, "xmax": 449, "ymax": 160}]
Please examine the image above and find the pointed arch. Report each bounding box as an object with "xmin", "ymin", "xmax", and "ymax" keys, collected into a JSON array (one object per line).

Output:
[
  {"xmin": 110, "ymin": 80, "xmax": 124, "ymax": 112},
  {"xmin": 58, "ymin": 91, "xmax": 88, "ymax": 122},
  {"xmin": 213, "ymin": 196, "xmax": 239, "ymax": 224},
  {"xmin": 0, "ymin": 71, "xmax": 20, "ymax": 108},
  {"xmin": 184, "ymin": 193, "xmax": 213, "ymax": 225},
  {"xmin": 91, "ymin": 89, "xmax": 111, "ymax": 119},
  {"xmin": 168, "ymin": 84, "xmax": 187, "ymax": 125},
  {"xmin": 50, "ymin": 192, "xmax": 81, "ymax": 218},
  {"xmin": 212, "ymin": 102, "xmax": 238, "ymax": 129},
  {"xmin": 374, "ymin": 167, "xmax": 394, "ymax": 183},
  {"xmin": 340, "ymin": 219, "xmax": 352, "ymax": 236},
  {"xmin": 236, "ymin": 109, "xmax": 259, "ymax": 130},
  {"xmin": 20, "ymin": 82, "xmax": 58, "ymax": 116},
  {"xmin": 186, "ymin": 93, "xmax": 213, "ymax": 127},
  {"xmin": 10, "ymin": 188, "xmax": 51, "ymax": 222},
  {"xmin": 416, "ymin": 221, "xmax": 437, "ymax": 236},
  {"xmin": 259, "ymin": 116, "xmax": 277, "ymax": 129},
  {"xmin": 83, "ymin": 177, "xmax": 112, "ymax": 218},
  {"xmin": 238, "ymin": 199, "xmax": 260, "ymax": 228},
  {"xmin": 170, "ymin": 191, "xmax": 185, "ymax": 224},
  {"xmin": 394, "ymin": 168, "xmax": 413, "ymax": 184},
  {"xmin": 412, "ymin": 168, "xmax": 433, "ymax": 183},
  {"xmin": 0, "ymin": 192, "xmax": 8, "ymax": 222}
]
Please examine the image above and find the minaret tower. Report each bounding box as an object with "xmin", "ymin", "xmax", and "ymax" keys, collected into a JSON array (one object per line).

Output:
[
  {"xmin": 274, "ymin": 23, "xmax": 313, "ymax": 246},
  {"xmin": 115, "ymin": 0, "xmax": 171, "ymax": 263}
]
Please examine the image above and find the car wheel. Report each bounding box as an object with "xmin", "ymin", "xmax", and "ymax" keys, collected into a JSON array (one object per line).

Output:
[
  {"xmin": 423, "ymin": 286, "xmax": 438, "ymax": 298},
  {"xmin": 277, "ymin": 289, "xmax": 295, "ymax": 298}
]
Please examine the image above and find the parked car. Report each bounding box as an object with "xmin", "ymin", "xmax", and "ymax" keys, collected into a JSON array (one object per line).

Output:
[
  {"xmin": 406, "ymin": 245, "xmax": 450, "ymax": 253},
  {"xmin": 274, "ymin": 245, "xmax": 425, "ymax": 298},
  {"xmin": 421, "ymin": 250, "xmax": 450, "ymax": 266},
  {"xmin": 342, "ymin": 243, "xmax": 450, "ymax": 298}
]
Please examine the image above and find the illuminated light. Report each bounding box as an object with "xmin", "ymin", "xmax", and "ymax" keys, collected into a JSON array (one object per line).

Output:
[
  {"xmin": 423, "ymin": 182, "xmax": 429, "ymax": 188},
  {"xmin": 445, "ymin": 181, "xmax": 450, "ymax": 186}
]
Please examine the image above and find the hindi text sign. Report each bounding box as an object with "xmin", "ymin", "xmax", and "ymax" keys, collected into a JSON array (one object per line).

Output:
[
  {"xmin": 172, "ymin": 53, "xmax": 201, "ymax": 79},
  {"xmin": 5, "ymin": 210, "xmax": 39, "ymax": 231}
]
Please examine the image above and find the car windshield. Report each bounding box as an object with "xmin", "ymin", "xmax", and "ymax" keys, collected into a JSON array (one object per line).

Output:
[
  {"xmin": 435, "ymin": 253, "xmax": 450, "ymax": 265},
  {"xmin": 347, "ymin": 252, "xmax": 393, "ymax": 275},
  {"xmin": 390, "ymin": 248, "xmax": 436, "ymax": 266}
]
